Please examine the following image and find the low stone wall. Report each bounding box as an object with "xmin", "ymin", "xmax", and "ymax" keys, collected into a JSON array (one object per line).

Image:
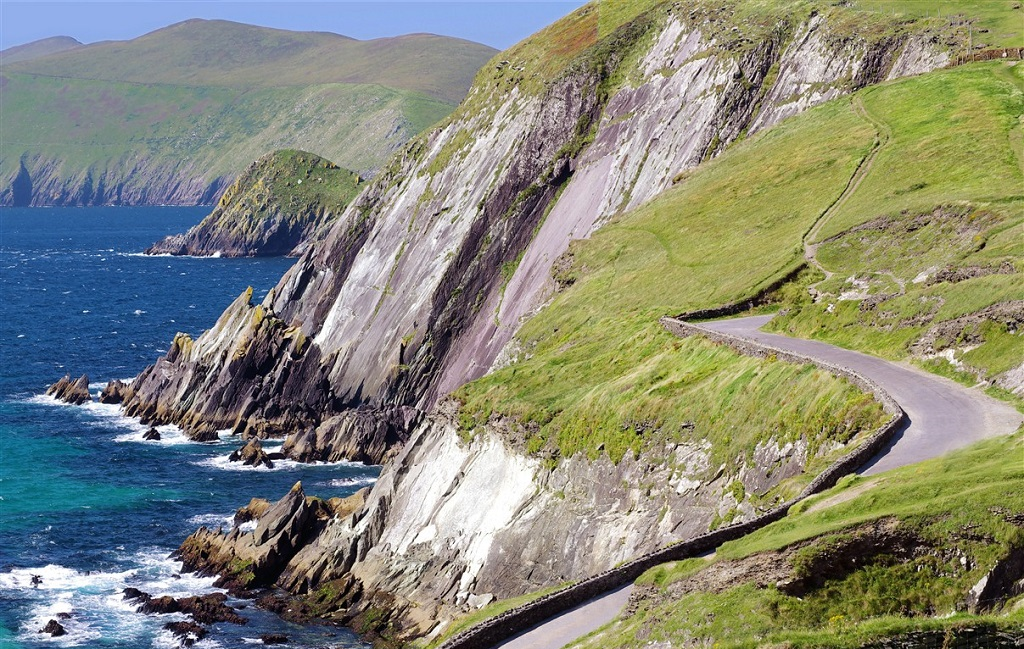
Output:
[
  {"xmin": 863, "ymin": 626, "xmax": 1024, "ymax": 649},
  {"xmin": 436, "ymin": 317, "xmax": 906, "ymax": 649},
  {"xmin": 668, "ymin": 263, "xmax": 807, "ymax": 322},
  {"xmin": 950, "ymin": 48, "xmax": 1024, "ymax": 67}
]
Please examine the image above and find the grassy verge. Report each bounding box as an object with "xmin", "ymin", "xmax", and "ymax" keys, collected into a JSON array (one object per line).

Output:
[
  {"xmin": 456, "ymin": 78, "xmax": 881, "ymax": 470},
  {"xmin": 768, "ymin": 61, "xmax": 1024, "ymax": 389},
  {"xmin": 570, "ymin": 429, "xmax": 1024, "ymax": 648}
]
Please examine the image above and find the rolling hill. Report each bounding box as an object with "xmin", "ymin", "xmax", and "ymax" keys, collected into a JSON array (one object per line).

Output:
[{"xmin": 0, "ymin": 20, "xmax": 497, "ymax": 206}]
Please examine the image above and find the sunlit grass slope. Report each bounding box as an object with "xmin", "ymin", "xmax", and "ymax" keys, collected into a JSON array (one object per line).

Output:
[
  {"xmin": 572, "ymin": 430, "xmax": 1024, "ymax": 648},
  {"xmin": 458, "ymin": 61, "xmax": 1023, "ymax": 466}
]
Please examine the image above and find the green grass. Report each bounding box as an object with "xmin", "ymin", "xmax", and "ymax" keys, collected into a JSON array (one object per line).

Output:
[
  {"xmin": 455, "ymin": 85, "xmax": 886, "ymax": 473},
  {"xmin": 0, "ymin": 73, "xmax": 455, "ymax": 182},
  {"xmin": 3, "ymin": 19, "xmax": 496, "ymax": 104},
  {"xmin": 768, "ymin": 62, "xmax": 1024, "ymax": 387},
  {"xmin": 569, "ymin": 431, "xmax": 1024, "ymax": 649},
  {"xmin": 850, "ymin": 0, "xmax": 1024, "ymax": 49}
]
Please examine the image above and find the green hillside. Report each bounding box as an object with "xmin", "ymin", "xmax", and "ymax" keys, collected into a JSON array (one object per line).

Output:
[
  {"xmin": 0, "ymin": 36, "xmax": 82, "ymax": 64},
  {"xmin": 0, "ymin": 21, "xmax": 496, "ymax": 206},
  {"xmin": 4, "ymin": 20, "xmax": 495, "ymax": 104},
  {"xmin": 573, "ymin": 429, "xmax": 1024, "ymax": 648},
  {"xmin": 454, "ymin": 53, "xmax": 1023, "ymax": 645}
]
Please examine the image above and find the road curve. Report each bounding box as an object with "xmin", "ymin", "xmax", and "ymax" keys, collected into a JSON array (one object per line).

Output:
[
  {"xmin": 699, "ymin": 315, "xmax": 1022, "ymax": 475},
  {"xmin": 485, "ymin": 315, "xmax": 1022, "ymax": 649}
]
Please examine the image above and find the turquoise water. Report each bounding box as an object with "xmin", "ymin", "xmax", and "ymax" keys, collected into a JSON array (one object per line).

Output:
[{"xmin": 0, "ymin": 207, "xmax": 374, "ymax": 648}]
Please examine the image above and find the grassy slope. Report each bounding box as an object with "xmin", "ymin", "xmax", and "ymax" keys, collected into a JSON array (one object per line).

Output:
[
  {"xmin": 767, "ymin": 62, "xmax": 1024, "ymax": 399},
  {"xmin": 0, "ymin": 36, "xmax": 83, "ymax": 64},
  {"xmin": 205, "ymin": 149, "xmax": 363, "ymax": 235},
  {"xmin": 572, "ymin": 430, "xmax": 1024, "ymax": 649},
  {"xmin": 0, "ymin": 72, "xmax": 452, "ymax": 179},
  {"xmin": 850, "ymin": 0, "xmax": 1024, "ymax": 49},
  {"xmin": 456, "ymin": 75, "xmax": 885, "ymax": 476},
  {"xmin": 3, "ymin": 19, "xmax": 496, "ymax": 104},
  {"xmin": 0, "ymin": 20, "xmax": 495, "ymax": 196}
]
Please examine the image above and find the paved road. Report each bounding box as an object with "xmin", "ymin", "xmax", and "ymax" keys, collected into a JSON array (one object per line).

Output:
[
  {"xmin": 700, "ymin": 315, "xmax": 1022, "ymax": 474},
  {"xmin": 487, "ymin": 315, "xmax": 1022, "ymax": 649},
  {"xmin": 493, "ymin": 585, "xmax": 634, "ymax": 649}
]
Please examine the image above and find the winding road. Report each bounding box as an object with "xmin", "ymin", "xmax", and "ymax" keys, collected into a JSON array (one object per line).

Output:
[{"xmin": 486, "ymin": 315, "xmax": 1022, "ymax": 649}]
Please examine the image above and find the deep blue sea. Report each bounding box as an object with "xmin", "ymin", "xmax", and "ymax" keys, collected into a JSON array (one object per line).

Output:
[{"xmin": 0, "ymin": 207, "xmax": 375, "ymax": 649}]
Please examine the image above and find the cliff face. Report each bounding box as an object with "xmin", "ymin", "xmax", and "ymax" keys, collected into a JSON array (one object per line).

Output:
[
  {"xmin": 146, "ymin": 150, "xmax": 362, "ymax": 258},
  {"xmin": 122, "ymin": 3, "xmax": 945, "ymax": 452},
  {"xmin": 130, "ymin": 0, "xmax": 954, "ymax": 639}
]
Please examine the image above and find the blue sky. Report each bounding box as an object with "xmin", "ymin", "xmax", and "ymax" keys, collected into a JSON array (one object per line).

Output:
[{"xmin": 0, "ymin": 1, "xmax": 589, "ymax": 51}]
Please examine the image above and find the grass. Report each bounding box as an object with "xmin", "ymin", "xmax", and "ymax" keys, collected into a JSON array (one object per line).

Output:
[
  {"xmin": 0, "ymin": 72, "xmax": 455, "ymax": 182},
  {"xmin": 569, "ymin": 430, "xmax": 1024, "ymax": 649},
  {"xmin": 203, "ymin": 149, "xmax": 362, "ymax": 235},
  {"xmin": 850, "ymin": 0, "xmax": 1024, "ymax": 49},
  {"xmin": 455, "ymin": 86, "xmax": 886, "ymax": 473},
  {"xmin": 3, "ymin": 19, "xmax": 496, "ymax": 104},
  {"xmin": 768, "ymin": 61, "xmax": 1024, "ymax": 387}
]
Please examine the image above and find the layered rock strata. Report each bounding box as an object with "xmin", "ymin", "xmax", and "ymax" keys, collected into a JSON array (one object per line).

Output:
[
  {"xmin": 46, "ymin": 374, "xmax": 91, "ymax": 405},
  {"xmin": 119, "ymin": 5, "xmax": 949, "ymax": 464}
]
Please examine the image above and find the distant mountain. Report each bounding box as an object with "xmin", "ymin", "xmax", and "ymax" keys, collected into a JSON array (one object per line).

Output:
[
  {"xmin": 0, "ymin": 36, "xmax": 83, "ymax": 64},
  {"xmin": 0, "ymin": 20, "xmax": 497, "ymax": 207}
]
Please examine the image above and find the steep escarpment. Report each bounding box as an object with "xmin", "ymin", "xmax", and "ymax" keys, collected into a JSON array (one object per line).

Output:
[
  {"xmin": 120, "ymin": 0, "xmax": 949, "ymax": 451},
  {"xmin": 146, "ymin": 150, "xmax": 362, "ymax": 258}
]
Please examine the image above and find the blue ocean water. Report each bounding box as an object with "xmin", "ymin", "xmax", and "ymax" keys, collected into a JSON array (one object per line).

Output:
[{"xmin": 0, "ymin": 207, "xmax": 374, "ymax": 649}]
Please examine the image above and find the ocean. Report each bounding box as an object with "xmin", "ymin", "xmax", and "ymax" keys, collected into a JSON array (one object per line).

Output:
[{"xmin": 0, "ymin": 207, "xmax": 374, "ymax": 648}]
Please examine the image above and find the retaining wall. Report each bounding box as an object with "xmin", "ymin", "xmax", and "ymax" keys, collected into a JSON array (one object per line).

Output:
[{"xmin": 436, "ymin": 316, "xmax": 906, "ymax": 649}]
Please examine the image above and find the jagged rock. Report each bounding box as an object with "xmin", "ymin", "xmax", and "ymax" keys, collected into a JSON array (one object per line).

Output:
[
  {"xmin": 260, "ymin": 634, "xmax": 288, "ymax": 645},
  {"xmin": 967, "ymin": 546, "xmax": 1024, "ymax": 613},
  {"xmin": 229, "ymin": 437, "xmax": 273, "ymax": 468},
  {"xmin": 99, "ymin": 379, "xmax": 129, "ymax": 404},
  {"xmin": 163, "ymin": 621, "xmax": 207, "ymax": 648},
  {"xmin": 46, "ymin": 374, "xmax": 91, "ymax": 405},
  {"xmin": 179, "ymin": 482, "xmax": 317, "ymax": 592},
  {"xmin": 38, "ymin": 619, "xmax": 66, "ymax": 636},
  {"xmin": 176, "ymin": 593, "xmax": 246, "ymax": 625},
  {"xmin": 123, "ymin": 587, "xmax": 150, "ymax": 602},
  {"xmin": 141, "ymin": 595, "xmax": 180, "ymax": 615},
  {"xmin": 234, "ymin": 498, "xmax": 272, "ymax": 526},
  {"xmin": 143, "ymin": 427, "xmax": 162, "ymax": 441}
]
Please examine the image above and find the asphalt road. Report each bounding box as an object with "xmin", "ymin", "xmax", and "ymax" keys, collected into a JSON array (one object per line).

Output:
[
  {"xmin": 700, "ymin": 315, "xmax": 1022, "ymax": 475},
  {"xmin": 487, "ymin": 315, "xmax": 1022, "ymax": 649}
]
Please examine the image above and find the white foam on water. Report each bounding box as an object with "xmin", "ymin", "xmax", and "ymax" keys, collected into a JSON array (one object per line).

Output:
[
  {"xmin": 0, "ymin": 549, "xmax": 228, "ymax": 647},
  {"xmin": 186, "ymin": 513, "xmax": 236, "ymax": 530},
  {"xmin": 194, "ymin": 453, "xmax": 363, "ymax": 472},
  {"xmin": 324, "ymin": 476, "xmax": 378, "ymax": 489},
  {"xmin": 237, "ymin": 520, "xmax": 258, "ymax": 533}
]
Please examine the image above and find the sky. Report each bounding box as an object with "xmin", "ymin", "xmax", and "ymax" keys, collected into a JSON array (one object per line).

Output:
[{"xmin": 0, "ymin": 1, "xmax": 590, "ymax": 52}]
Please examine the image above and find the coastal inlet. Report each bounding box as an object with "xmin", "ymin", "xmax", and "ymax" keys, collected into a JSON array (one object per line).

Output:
[{"xmin": 0, "ymin": 206, "xmax": 374, "ymax": 648}]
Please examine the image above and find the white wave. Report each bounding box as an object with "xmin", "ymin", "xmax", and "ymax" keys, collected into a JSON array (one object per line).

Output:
[
  {"xmin": 133, "ymin": 309, "xmax": 146, "ymax": 315},
  {"xmin": 186, "ymin": 513, "xmax": 235, "ymax": 530},
  {"xmin": 194, "ymin": 453, "xmax": 364, "ymax": 472},
  {"xmin": 324, "ymin": 476, "xmax": 378, "ymax": 489}
]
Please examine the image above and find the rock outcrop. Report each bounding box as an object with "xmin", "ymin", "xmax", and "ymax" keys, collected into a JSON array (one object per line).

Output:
[
  {"xmin": 38, "ymin": 619, "xmax": 66, "ymax": 637},
  {"xmin": 146, "ymin": 150, "xmax": 362, "ymax": 258},
  {"xmin": 99, "ymin": 379, "xmax": 128, "ymax": 404},
  {"xmin": 228, "ymin": 437, "xmax": 274, "ymax": 468},
  {"xmin": 46, "ymin": 374, "xmax": 91, "ymax": 405},
  {"xmin": 120, "ymin": 3, "xmax": 951, "ymax": 462}
]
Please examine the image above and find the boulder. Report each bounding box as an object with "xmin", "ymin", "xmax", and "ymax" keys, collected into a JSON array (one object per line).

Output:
[
  {"xmin": 229, "ymin": 438, "xmax": 274, "ymax": 468},
  {"xmin": 46, "ymin": 374, "xmax": 91, "ymax": 405},
  {"xmin": 143, "ymin": 427, "xmax": 162, "ymax": 441},
  {"xmin": 261, "ymin": 634, "xmax": 288, "ymax": 645},
  {"xmin": 233, "ymin": 498, "xmax": 272, "ymax": 526},
  {"xmin": 99, "ymin": 379, "xmax": 129, "ymax": 404},
  {"xmin": 38, "ymin": 619, "xmax": 66, "ymax": 637},
  {"xmin": 163, "ymin": 621, "xmax": 206, "ymax": 648}
]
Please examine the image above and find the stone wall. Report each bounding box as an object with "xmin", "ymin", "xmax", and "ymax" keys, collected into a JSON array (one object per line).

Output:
[{"xmin": 436, "ymin": 317, "xmax": 906, "ymax": 649}]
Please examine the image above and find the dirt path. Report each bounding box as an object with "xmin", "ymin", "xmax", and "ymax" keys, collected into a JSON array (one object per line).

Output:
[{"xmin": 804, "ymin": 95, "xmax": 890, "ymax": 293}]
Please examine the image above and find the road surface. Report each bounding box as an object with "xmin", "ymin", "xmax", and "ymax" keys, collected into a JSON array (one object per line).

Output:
[
  {"xmin": 486, "ymin": 315, "xmax": 1021, "ymax": 649},
  {"xmin": 699, "ymin": 315, "xmax": 1022, "ymax": 475}
]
